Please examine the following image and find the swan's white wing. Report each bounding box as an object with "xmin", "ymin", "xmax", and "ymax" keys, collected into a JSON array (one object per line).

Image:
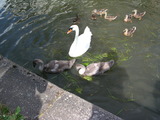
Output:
[
  {"xmin": 83, "ymin": 26, "xmax": 92, "ymax": 36},
  {"xmin": 69, "ymin": 26, "xmax": 92, "ymax": 57},
  {"xmin": 78, "ymin": 32, "xmax": 92, "ymax": 48}
]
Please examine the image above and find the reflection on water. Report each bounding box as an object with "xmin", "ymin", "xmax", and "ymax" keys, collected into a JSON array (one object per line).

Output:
[
  {"xmin": 0, "ymin": 0, "xmax": 160, "ymax": 119},
  {"xmin": 0, "ymin": 0, "xmax": 6, "ymax": 10}
]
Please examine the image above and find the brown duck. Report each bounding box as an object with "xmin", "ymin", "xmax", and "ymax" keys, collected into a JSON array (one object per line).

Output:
[
  {"xmin": 132, "ymin": 9, "xmax": 146, "ymax": 20},
  {"xmin": 104, "ymin": 12, "xmax": 117, "ymax": 21},
  {"xmin": 73, "ymin": 14, "xmax": 80, "ymax": 24},
  {"xmin": 92, "ymin": 9, "xmax": 108, "ymax": 16},
  {"xmin": 91, "ymin": 13, "xmax": 97, "ymax": 20},
  {"xmin": 124, "ymin": 14, "xmax": 133, "ymax": 23},
  {"xmin": 123, "ymin": 26, "xmax": 136, "ymax": 37}
]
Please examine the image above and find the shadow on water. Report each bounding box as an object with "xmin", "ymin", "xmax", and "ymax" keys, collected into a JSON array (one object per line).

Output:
[
  {"xmin": 152, "ymin": 63, "xmax": 160, "ymax": 115},
  {"xmin": 88, "ymin": 67, "xmax": 129, "ymax": 120},
  {"xmin": 153, "ymin": 79, "xmax": 160, "ymax": 114}
]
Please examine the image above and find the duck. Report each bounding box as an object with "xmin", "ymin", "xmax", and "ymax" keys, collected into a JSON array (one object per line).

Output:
[
  {"xmin": 67, "ymin": 25, "xmax": 92, "ymax": 57},
  {"xmin": 124, "ymin": 14, "xmax": 133, "ymax": 23},
  {"xmin": 132, "ymin": 9, "xmax": 146, "ymax": 20},
  {"xmin": 91, "ymin": 13, "xmax": 97, "ymax": 20},
  {"xmin": 73, "ymin": 14, "xmax": 80, "ymax": 24},
  {"xmin": 33, "ymin": 59, "xmax": 76, "ymax": 73},
  {"xmin": 92, "ymin": 9, "xmax": 108, "ymax": 16},
  {"xmin": 123, "ymin": 26, "xmax": 136, "ymax": 37},
  {"xmin": 104, "ymin": 12, "xmax": 117, "ymax": 21},
  {"xmin": 75, "ymin": 60, "xmax": 114, "ymax": 76}
]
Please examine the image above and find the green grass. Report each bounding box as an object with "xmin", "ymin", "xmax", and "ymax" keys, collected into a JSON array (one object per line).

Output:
[{"xmin": 0, "ymin": 104, "xmax": 25, "ymax": 120}]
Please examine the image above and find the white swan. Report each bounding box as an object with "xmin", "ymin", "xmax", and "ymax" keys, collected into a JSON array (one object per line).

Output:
[{"xmin": 67, "ymin": 25, "xmax": 92, "ymax": 57}]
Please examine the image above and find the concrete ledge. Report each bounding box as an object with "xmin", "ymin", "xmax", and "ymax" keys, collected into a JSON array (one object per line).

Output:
[{"xmin": 0, "ymin": 56, "xmax": 122, "ymax": 120}]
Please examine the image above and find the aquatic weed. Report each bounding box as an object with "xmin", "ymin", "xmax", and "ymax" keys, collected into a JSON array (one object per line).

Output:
[{"xmin": 0, "ymin": 104, "xmax": 25, "ymax": 120}]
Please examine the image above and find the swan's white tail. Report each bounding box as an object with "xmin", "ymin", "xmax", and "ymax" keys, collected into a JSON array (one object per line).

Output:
[{"xmin": 84, "ymin": 26, "xmax": 92, "ymax": 36}]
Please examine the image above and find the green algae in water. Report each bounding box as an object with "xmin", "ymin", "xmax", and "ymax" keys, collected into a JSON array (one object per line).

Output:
[
  {"xmin": 75, "ymin": 88, "xmax": 83, "ymax": 94},
  {"xmin": 83, "ymin": 76, "xmax": 93, "ymax": 81},
  {"xmin": 80, "ymin": 46, "xmax": 132, "ymax": 67},
  {"xmin": 105, "ymin": 88, "xmax": 135, "ymax": 103},
  {"xmin": 116, "ymin": 108, "xmax": 125, "ymax": 115},
  {"xmin": 119, "ymin": 56, "xmax": 132, "ymax": 62},
  {"xmin": 145, "ymin": 53, "xmax": 152, "ymax": 58},
  {"xmin": 110, "ymin": 47, "xmax": 117, "ymax": 52},
  {"xmin": 109, "ymin": 95, "xmax": 135, "ymax": 102},
  {"xmin": 82, "ymin": 62, "xmax": 90, "ymax": 66},
  {"xmin": 81, "ymin": 53, "xmax": 109, "ymax": 65},
  {"xmin": 61, "ymin": 72, "xmax": 82, "ymax": 92}
]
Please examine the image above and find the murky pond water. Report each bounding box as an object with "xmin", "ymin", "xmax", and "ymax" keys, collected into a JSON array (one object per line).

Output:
[{"xmin": 0, "ymin": 0, "xmax": 160, "ymax": 119}]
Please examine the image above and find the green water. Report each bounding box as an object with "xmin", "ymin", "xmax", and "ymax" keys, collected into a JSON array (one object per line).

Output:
[{"xmin": 0, "ymin": 0, "xmax": 160, "ymax": 119}]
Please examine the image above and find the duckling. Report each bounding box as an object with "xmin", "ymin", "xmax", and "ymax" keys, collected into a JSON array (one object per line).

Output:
[
  {"xmin": 132, "ymin": 9, "xmax": 146, "ymax": 20},
  {"xmin": 124, "ymin": 14, "xmax": 133, "ymax": 23},
  {"xmin": 73, "ymin": 14, "xmax": 80, "ymax": 24},
  {"xmin": 91, "ymin": 13, "xmax": 97, "ymax": 20},
  {"xmin": 92, "ymin": 9, "xmax": 108, "ymax": 16},
  {"xmin": 33, "ymin": 59, "xmax": 76, "ymax": 73},
  {"xmin": 104, "ymin": 12, "xmax": 117, "ymax": 21},
  {"xmin": 123, "ymin": 26, "xmax": 136, "ymax": 37},
  {"xmin": 75, "ymin": 60, "xmax": 114, "ymax": 76}
]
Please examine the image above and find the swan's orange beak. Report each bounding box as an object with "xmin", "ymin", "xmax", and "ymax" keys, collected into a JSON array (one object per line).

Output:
[{"xmin": 67, "ymin": 28, "xmax": 73, "ymax": 34}]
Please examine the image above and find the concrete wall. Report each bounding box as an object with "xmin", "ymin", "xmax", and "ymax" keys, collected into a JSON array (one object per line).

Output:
[{"xmin": 0, "ymin": 55, "xmax": 122, "ymax": 120}]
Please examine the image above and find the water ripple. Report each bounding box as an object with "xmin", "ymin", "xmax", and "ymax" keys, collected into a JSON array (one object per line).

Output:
[
  {"xmin": 0, "ymin": 1, "xmax": 160, "ymax": 118},
  {"xmin": 0, "ymin": 39, "xmax": 7, "ymax": 45},
  {"xmin": 0, "ymin": 23, "xmax": 14, "ymax": 37}
]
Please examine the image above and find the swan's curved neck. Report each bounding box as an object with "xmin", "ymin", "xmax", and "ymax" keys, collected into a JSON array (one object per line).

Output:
[{"xmin": 74, "ymin": 26, "xmax": 79, "ymax": 40}]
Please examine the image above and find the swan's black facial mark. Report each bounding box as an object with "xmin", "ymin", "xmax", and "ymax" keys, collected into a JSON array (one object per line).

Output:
[{"xmin": 67, "ymin": 28, "xmax": 73, "ymax": 34}]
